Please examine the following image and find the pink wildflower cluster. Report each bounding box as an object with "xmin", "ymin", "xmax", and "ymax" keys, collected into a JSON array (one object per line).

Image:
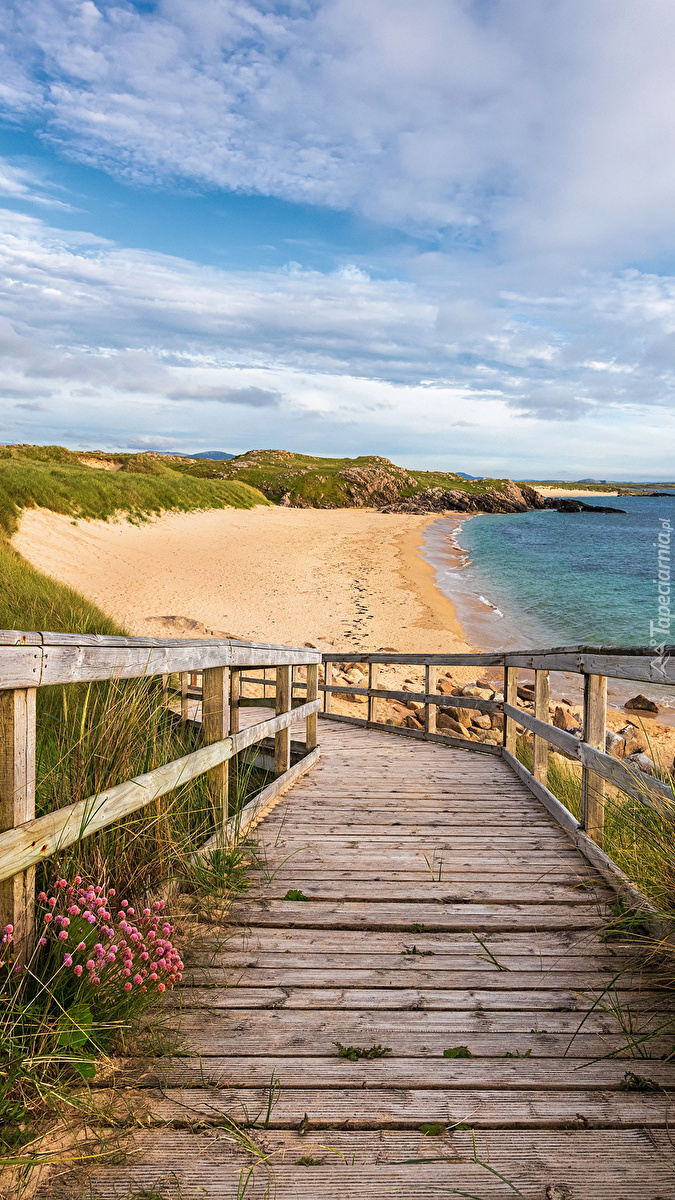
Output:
[
  {"xmin": 36, "ymin": 878, "xmax": 183, "ymax": 996},
  {"xmin": 1, "ymin": 923, "xmax": 13, "ymax": 969}
]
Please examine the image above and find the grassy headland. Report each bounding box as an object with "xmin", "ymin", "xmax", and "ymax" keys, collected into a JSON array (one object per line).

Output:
[{"xmin": 169, "ymin": 446, "xmax": 514, "ymax": 507}]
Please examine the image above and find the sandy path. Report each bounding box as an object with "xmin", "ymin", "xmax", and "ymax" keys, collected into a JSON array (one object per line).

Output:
[{"xmin": 13, "ymin": 506, "xmax": 471, "ymax": 654}]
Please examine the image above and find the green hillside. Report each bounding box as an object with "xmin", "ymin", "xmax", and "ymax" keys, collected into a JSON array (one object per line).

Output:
[{"xmin": 170, "ymin": 447, "xmax": 512, "ymax": 507}]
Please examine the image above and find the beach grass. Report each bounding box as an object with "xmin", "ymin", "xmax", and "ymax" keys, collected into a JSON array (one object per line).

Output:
[
  {"xmin": 516, "ymin": 735, "xmax": 675, "ymax": 914},
  {"xmin": 0, "ymin": 445, "xmax": 269, "ymax": 538}
]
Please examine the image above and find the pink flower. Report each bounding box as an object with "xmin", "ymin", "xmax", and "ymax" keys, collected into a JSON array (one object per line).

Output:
[
  {"xmin": 90, "ymin": 976, "xmax": 100, "ymax": 985},
  {"xmin": 68, "ymin": 905, "xmax": 80, "ymax": 916},
  {"xmin": 86, "ymin": 960, "xmax": 94, "ymax": 971},
  {"xmin": 38, "ymin": 892, "xmax": 47, "ymax": 903},
  {"xmin": 124, "ymin": 981, "xmax": 132, "ymax": 991},
  {"xmin": 123, "ymin": 968, "xmax": 131, "ymax": 977},
  {"xmin": 74, "ymin": 964, "xmax": 83, "ymax": 976},
  {"xmin": 77, "ymin": 941, "xmax": 86, "ymax": 951},
  {"xmin": 48, "ymin": 897, "xmax": 56, "ymax": 907},
  {"xmin": 58, "ymin": 930, "xmax": 68, "ymax": 941},
  {"xmin": 133, "ymin": 974, "xmax": 143, "ymax": 985},
  {"xmin": 157, "ymin": 982, "xmax": 165, "ymax": 993},
  {"xmin": 74, "ymin": 876, "xmax": 82, "ymax": 885},
  {"xmin": 63, "ymin": 953, "xmax": 72, "ymax": 966},
  {"xmin": 43, "ymin": 913, "xmax": 52, "ymax": 923},
  {"xmin": 121, "ymin": 900, "xmax": 128, "ymax": 908},
  {"xmin": 106, "ymin": 952, "xmax": 115, "ymax": 962},
  {"xmin": 108, "ymin": 888, "xmax": 115, "ymax": 896},
  {"xmin": 39, "ymin": 937, "xmax": 47, "ymax": 946}
]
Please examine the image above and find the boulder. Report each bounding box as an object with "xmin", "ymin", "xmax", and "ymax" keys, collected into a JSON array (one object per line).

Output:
[
  {"xmin": 437, "ymin": 712, "xmax": 466, "ymax": 736},
  {"xmin": 490, "ymin": 712, "xmax": 505, "ymax": 731},
  {"xmin": 626, "ymin": 752, "xmax": 655, "ymax": 776},
  {"xmin": 552, "ymin": 706, "xmax": 568, "ymax": 730},
  {"xmin": 605, "ymin": 730, "xmax": 625, "ymax": 759},
  {"xmin": 471, "ymin": 713, "xmax": 492, "ymax": 730},
  {"xmin": 625, "ymin": 694, "xmax": 659, "ymax": 714},
  {"xmin": 517, "ymin": 685, "xmax": 535, "ymax": 702},
  {"xmin": 405, "ymin": 714, "xmax": 423, "ymax": 730},
  {"xmin": 442, "ymin": 705, "xmax": 472, "ymax": 729}
]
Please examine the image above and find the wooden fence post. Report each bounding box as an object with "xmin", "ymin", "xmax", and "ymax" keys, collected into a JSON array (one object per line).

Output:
[
  {"xmin": 0, "ymin": 688, "xmax": 36, "ymax": 966},
  {"xmin": 202, "ymin": 667, "xmax": 230, "ymax": 826},
  {"xmin": 533, "ymin": 669, "xmax": 550, "ymax": 784},
  {"xmin": 180, "ymin": 672, "xmax": 189, "ymax": 723},
  {"xmin": 368, "ymin": 661, "xmax": 379, "ymax": 725},
  {"xmin": 503, "ymin": 665, "xmax": 518, "ymax": 755},
  {"xmin": 324, "ymin": 661, "xmax": 333, "ymax": 713},
  {"xmin": 228, "ymin": 669, "xmax": 241, "ymax": 806},
  {"xmin": 425, "ymin": 665, "xmax": 437, "ymax": 736},
  {"xmin": 275, "ymin": 665, "xmax": 292, "ymax": 776},
  {"xmin": 582, "ymin": 673, "xmax": 607, "ymax": 847},
  {"xmin": 306, "ymin": 663, "xmax": 318, "ymax": 751}
]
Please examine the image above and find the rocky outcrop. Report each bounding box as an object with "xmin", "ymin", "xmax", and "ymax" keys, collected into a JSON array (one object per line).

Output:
[
  {"xmin": 380, "ymin": 480, "xmax": 550, "ymax": 515},
  {"xmin": 380, "ymin": 481, "xmax": 626, "ymax": 516},
  {"xmin": 338, "ymin": 463, "xmax": 419, "ymax": 507}
]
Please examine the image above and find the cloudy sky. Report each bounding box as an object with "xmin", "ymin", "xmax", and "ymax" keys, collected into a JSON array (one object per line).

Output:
[{"xmin": 2, "ymin": 1, "xmax": 675, "ymax": 477}]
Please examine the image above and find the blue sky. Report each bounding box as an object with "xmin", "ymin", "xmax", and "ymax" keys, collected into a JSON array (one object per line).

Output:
[{"xmin": 2, "ymin": 1, "xmax": 675, "ymax": 478}]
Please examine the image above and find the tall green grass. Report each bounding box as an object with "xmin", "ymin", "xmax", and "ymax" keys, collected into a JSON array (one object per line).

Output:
[
  {"xmin": 516, "ymin": 735, "xmax": 675, "ymax": 914},
  {"xmin": 0, "ymin": 450, "xmax": 269, "ymax": 537}
]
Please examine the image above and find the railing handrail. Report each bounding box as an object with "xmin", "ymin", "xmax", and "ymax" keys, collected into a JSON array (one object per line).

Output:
[{"xmin": 0, "ymin": 631, "xmax": 321, "ymax": 689}]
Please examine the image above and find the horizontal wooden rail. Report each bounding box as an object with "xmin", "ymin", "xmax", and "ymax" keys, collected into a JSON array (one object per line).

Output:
[
  {"xmin": 0, "ymin": 632, "xmax": 321, "ymax": 690},
  {"xmin": 0, "ymin": 700, "xmax": 320, "ymax": 884},
  {"xmin": 321, "ymin": 684, "xmax": 499, "ymax": 712},
  {"xmin": 505, "ymin": 703, "xmax": 675, "ymax": 814},
  {"xmin": 322, "ymin": 651, "xmax": 504, "ymax": 666}
]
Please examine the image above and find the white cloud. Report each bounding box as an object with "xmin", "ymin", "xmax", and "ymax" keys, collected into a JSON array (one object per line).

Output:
[
  {"xmin": 1, "ymin": 203, "xmax": 675, "ymax": 474},
  {"xmin": 2, "ymin": 0, "xmax": 675, "ymax": 262}
]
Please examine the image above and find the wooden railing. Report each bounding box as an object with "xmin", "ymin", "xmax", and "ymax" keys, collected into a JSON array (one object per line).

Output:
[
  {"xmin": 320, "ymin": 645, "xmax": 675, "ymax": 918},
  {"xmin": 0, "ymin": 632, "xmax": 321, "ymax": 961}
]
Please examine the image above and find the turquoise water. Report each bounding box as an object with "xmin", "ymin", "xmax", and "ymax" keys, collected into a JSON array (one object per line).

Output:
[{"xmin": 426, "ymin": 495, "xmax": 675, "ymax": 652}]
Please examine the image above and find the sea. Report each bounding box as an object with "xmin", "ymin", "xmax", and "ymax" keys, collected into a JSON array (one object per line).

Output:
[{"xmin": 422, "ymin": 493, "xmax": 675, "ymax": 712}]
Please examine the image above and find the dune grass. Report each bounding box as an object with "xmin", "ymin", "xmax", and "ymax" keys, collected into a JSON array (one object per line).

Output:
[
  {"xmin": 0, "ymin": 446, "xmax": 269, "ymax": 538},
  {"xmin": 516, "ymin": 735, "xmax": 675, "ymax": 914}
]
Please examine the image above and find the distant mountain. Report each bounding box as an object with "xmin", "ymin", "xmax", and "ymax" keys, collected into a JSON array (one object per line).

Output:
[
  {"xmin": 455, "ymin": 472, "xmax": 481, "ymax": 480},
  {"xmin": 184, "ymin": 451, "xmax": 236, "ymax": 460}
]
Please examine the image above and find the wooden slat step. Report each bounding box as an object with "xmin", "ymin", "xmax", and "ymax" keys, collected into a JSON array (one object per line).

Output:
[
  {"xmin": 43, "ymin": 1128, "xmax": 675, "ymax": 1200},
  {"xmin": 230, "ymin": 900, "xmax": 606, "ymax": 930},
  {"xmin": 243, "ymin": 880, "xmax": 609, "ymax": 903},
  {"xmin": 181, "ymin": 967, "xmax": 641, "ymax": 990},
  {"xmin": 91, "ymin": 1085, "xmax": 675, "ymax": 1129},
  {"xmin": 108, "ymin": 1053, "xmax": 675, "ymax": 1091}
]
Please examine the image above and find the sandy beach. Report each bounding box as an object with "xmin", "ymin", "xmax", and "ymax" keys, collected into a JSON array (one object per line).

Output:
[
  {"xmin": 12, "ymin": 505, "xmax": 472, "ymax": 656},
  {"xmin": 534, "ymin": 486, "xmax": 619, "ymax": 497}
]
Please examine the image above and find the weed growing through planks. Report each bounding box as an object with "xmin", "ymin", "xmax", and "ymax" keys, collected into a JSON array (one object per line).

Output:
[
  {"xmin": 424, "ymin": 852, "xmax": 444, "ymax": 882},
  {"xmin": 283, "ymin": 889, "xmax": 310, "ymax": 901},
  {"xmin": 410, "ymin": 923, "xmax": 427, "ymax": 933},
  {"xmin": 443, "ymin": 1046, "xmax": 473, "ymax": 1058},
  {"xmin": 402, "ymin": 945, "xmax": 435, "ymax": 956},
  {"xmin": 619, "ymin": 1070, "xmax": 662, "ymax": 1091},
  {"xmin": 296, "ymin": 1156, "xmax": 325, "ymax": 1165},
  {"xmin": 334, "ymin": 1042, "xmax": 392, "ymax": 1061},
  {"xmin": 471, "ymin": 932, "xmax": 510, "ymax": 971},
  {"xmin": 505, "ymin": 1049, "xmax": 533, "ymax": 1058},
  {"xmin": 599, "ymin": 898, "xmax": 650, "ymax": 942}
]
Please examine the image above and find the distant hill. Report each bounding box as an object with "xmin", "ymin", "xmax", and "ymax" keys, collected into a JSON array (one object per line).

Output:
[
  {"xmin": 169, "ymin": 448, "xmax": 519, "ymax": 508},
  {"xmin": 184, "ymin": 451, "xmax": 235, "ymax": 460}
]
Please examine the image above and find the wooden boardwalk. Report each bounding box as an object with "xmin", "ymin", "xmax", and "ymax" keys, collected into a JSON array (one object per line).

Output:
[{"xmin": 63, "ymin": 720, "xmax": 675, "ymax": 1198}]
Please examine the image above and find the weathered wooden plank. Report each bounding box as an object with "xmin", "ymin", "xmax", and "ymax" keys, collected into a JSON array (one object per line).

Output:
[
  {"xmin": 56, "ymin": 1128, "xmax": 675, "ymax": 1200},
  {"xmin": 96, "ymin": 1084, "xmax": 675, "ymax": 1128},
  {"xmin": 321, "ymin": 685, "xmax": 500, "ymax": 713},
  {"xmin": 275, "ymin": 665, "xmax": 292, "ymax": 776},
  {"xmin": 236, "ymin": 880, "xmax": 607, "ymax": 903},
  {"xmin": 111, "ymin": 1053, "xmax": 675, "ymax": 1090},
  {"xmin": 322, "ymin": 652, "xmax": 505, "ymax": 666},
  {"xmin": 230, "ymin": 899, "xmax": 604, "ymax": 930},
  {"xmin": 505, "ymin": 646, "xmax": 675, "ymax": 684},
  {"xmin": 0, "ymin": 701, "xmax": 319, "ymax": 882},
  {"xmin": 173, "ymin": 986, "xmax": 654, "ymax": 1012},
  {"xmin": 582, "ymin": 673, "xmax": 607, "ymax": 846},
  {"xmin": 185, "ymin": 963, "xmax": 631, "ymax": 986},
  {"xmin": 318, "ymin": 714, "xmax": 502, "ymax": 754},
  {"xmin": 207, "ymin": 929, "xmax": 629, "ymax": 955},
  {"xmin": 0, "ymin": 687, "xmax": 36, "ymax": 963},
  {"xmin": 177, "ymin": 1006, "xmax": 665, "ymax": 1038}
]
